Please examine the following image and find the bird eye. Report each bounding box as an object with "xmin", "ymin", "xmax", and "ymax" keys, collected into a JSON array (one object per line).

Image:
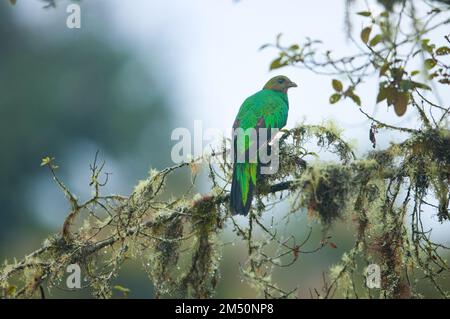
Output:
[{"xmin": 277, "ymin": 78, "xmax": 285, "ymax": 84}]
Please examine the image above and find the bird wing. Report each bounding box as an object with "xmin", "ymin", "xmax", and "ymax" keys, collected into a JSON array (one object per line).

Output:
[{"xmin": 234, "ymin": 90, "xmax": 288, "ymax": 155}]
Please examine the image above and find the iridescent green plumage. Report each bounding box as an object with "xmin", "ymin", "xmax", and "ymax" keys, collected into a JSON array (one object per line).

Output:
[{"xmin": 230, "ymin": 76, "xmax": 297, "ymax": 215}]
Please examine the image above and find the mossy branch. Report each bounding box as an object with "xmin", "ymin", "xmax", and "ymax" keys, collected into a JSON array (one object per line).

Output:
[{"xmin": 1, "ymin": 120, "xmax": 449, "ymax": 299}]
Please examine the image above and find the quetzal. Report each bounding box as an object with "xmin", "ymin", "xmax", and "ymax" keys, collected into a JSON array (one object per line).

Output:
[{"xmin": 230, "ymin": 75, "xmax": 297, "ymax": 215}]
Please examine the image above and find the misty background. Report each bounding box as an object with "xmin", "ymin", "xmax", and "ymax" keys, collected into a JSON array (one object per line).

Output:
[{"xmin": 0, "ymin": 0, "xmax": 448, "ymax": 298}]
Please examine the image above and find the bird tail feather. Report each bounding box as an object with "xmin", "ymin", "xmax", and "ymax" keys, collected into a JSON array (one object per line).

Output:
[{"xmin": 230, "ymin": 163, "xmax": 254, "ymax": 216}]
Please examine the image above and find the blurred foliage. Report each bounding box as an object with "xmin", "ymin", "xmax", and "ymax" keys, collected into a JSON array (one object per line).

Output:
[{"xmin": 0, "ymin": 5, "xmax": 174, "ymax": 254}]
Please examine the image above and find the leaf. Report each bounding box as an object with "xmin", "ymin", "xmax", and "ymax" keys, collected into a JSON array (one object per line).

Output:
[
  {"xmin": 428, "ymin": 72, "xmax": 439, "ymax": 80},
  {"xmin": 385, "ymin": 87, "xmax": 397, "ymax": 106},
  {"xmin": 424, "ymin": 58, "xmax": 437, "ymax": 70},
  {"xmin": 350, "ymin": 94, "xmax": 361, "ymax": 106},
  {"xmin": 357, "ymin": 11, "xmax": 371, "ymax": 17},
  {"xmin": 400, "ymin": 80, "xmax": 413, "ymax": 92},
  {"xmin": 390, "ymin": 67, "xmax": 405, "ymax": 81},
  {"xmin": 379, "ymin": 62, "xmax": 390, "ymax": 76},
  {"xmin": 269, "ymin": 57, "xmax": 287, "ymax": 70},
  {"xmin": 410, "ymin": 70, "xmax": 420, "ymax": 76},
  {"xmin": 369, "ymin": 34, "xmax": 383, "ymax": 47},
  {"xmin": 436, "ymin": 46, "xmax": 450, "ymax": 56},
  {"xmin": 344, "ymin": 87, "xmax": 362, "ymax": 106},
  {"xmin": 329, "ymin": 93, "xmax": 341, "ymax": 104},
  {"xmin": 380, "ymin": 11, "xmax": 389, "ymax": 18},
  {"xmin": 376, "ymin": 87, "xmax": 387, "ymax": 103},
  {"xmin": 394, "ymin": 92, "xmax": 409, "ymax": 117},
  {"xmin": 360, "ymin": 27, "xmax": 372, "ymax": 44},
  {"xmin": 288, "ymin": 44, "xmax": 300, "ymax": 51},
  {"xmin": 411, "ymin": 81, "xmax": 431, "ymax": 90},
  {"xmin": 421, "ymin": 39, "xmax": 434, "ymax": 54},
  {"xmin": 332, "ymin": 79, "xmax": 343, "ymax": 92},
  {"xmin": 41, "ymin": 156, "xmax": 52, "ymax": 166},
  {"xmin": 9, "ymin": 0, "xmax": 17, "ymax": 5}
]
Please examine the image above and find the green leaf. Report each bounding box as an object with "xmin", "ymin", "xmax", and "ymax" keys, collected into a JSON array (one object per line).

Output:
[
  {"xmin": 288, "ymin": 44, "xmax": 300, "ymax": 51},
  {"xmin": 428, "ymin": 72, "xmax": 438, "ymax": 80},
  {"xmin": 421, "ymin": 39, "xmax": 435, "ymax": 54},
  {"xmin": 410, "ymin": 70, "xmax": 420, "ymax": 76},
  {"xmin": 329, "ymin": 93, "xmax": 341, "ymax": 104},
  {"xmin": 332, "ymin": 79, "xmax": 343, "ymax": 92},
  {"xmin": 411, "ymin": 81, "xmax": 431, "ymax": 90},
  {"xmin": 424, "ymin": 58, "xmax": 437, "ymax": 70},
  {"xmin": 380, "ymin": 11, "xmax": 389, "ymax": 18},
  {"xmin": 369, "ymin": 34, "xmax": 383, "ymax": 47},
  {"xmin": 385, "ymin": 87, "xmax": 397, "ymax": 106},
  {"xmin": 360, "ymin": 27, "xmax": 372, "ymax": 44},
  {"xmin": 357, "ymin": 11, "xmax": 371, "ymax": 17},
  {"xmin": 436, "ymin": 46, "xmax": 450, "ymax": 56},
  {"xmin": 269, "ymin": 57, "xmax": 287, "ymax": 70},
  {"xmin": 376, "ymin": 87, "xmax": 387, "ymax": 103},
  {"xmin": 391, "ymin": 67, "xmax": 405, "ymax": 81},
  {"xmin": 394, "ymin": 92, "xmax": 409, "ymax": 117},
  {"xmin": 9, "ymin": 0, "xmax": 17, "ymax": 5},
  {"xmin": 379, "ymin": 62, "xmax": 390, "ymax": 76},
  {"xmin": 400, "ymin": 80, "xmax": 413, "ymax": 92},
  {"xmin": 425, "ymin": 59, "xmax": 437, "ymax": 70},
  {"xmin": 350, "ymin": 94, "xmax": 361, "ymax": 106}
]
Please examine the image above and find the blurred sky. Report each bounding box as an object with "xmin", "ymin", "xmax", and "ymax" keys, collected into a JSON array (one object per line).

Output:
[
  {"xmin": 11, "ymin": 0, "xmax": 450, "ymax": 242},
  {"xmin": 14, "ymin": 0, "xmax": 449, "ymax": 150},
  {"xmin": 104, "ymin": 0, "xmax": 449, "ymax": 141}
]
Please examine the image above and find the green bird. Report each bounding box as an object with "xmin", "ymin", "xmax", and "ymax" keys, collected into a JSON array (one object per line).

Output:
[{"xmin": 230, "ymin": 75, "xmax": 297, "ymax": 215}]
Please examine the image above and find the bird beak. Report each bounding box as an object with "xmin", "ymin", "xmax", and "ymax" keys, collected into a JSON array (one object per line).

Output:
[{"xmin": 288, "ymin": 81, "xmax": 298, "ymax": 88}]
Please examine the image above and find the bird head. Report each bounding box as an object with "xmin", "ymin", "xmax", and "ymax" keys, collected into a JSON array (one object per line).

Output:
[{"xmin": 263, "ymin": 75, "xmax": 297, "ymax": 93}]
